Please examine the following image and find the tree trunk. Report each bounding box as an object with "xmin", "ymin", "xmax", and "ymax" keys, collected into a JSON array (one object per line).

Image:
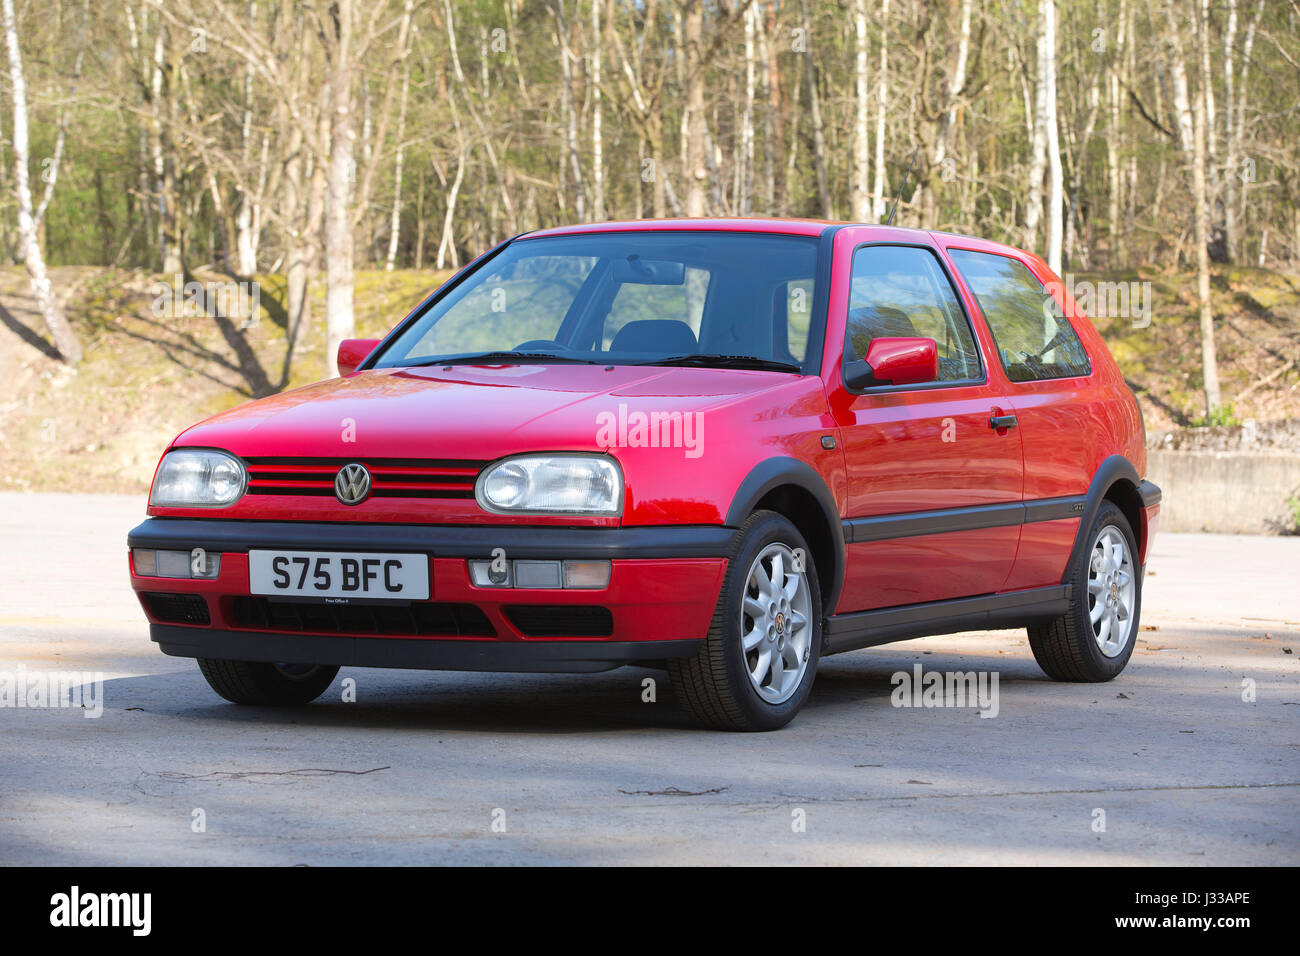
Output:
[
  {"xmin": 149, "ymin": 19, "xmax": 181, "ymax": 276},
  {"xmin": 851, "ymin": 0, "xmax": 871, "ymax": 221},
  {"xmin": 2, "ymin": 0, "xmax": 81, "ymax": 364},
  {"xmin": 591, "ymin": 0, "xmax": 605, "ymax": 221},
  {"xmin": 324, "ymin": 0, "xmax": 356, "ymax": 378},
  {"xmin": 1044, "ymin": 0, "xmax": 1063, "ymax": 274},
  {"xmin": 1166, "ymin": 0, "xmax": 1220, "ymax": 415},
  {"xmin": 871, "ymin": 0, "xmax": 890, "ymax": 221},
  {"xmin": 684, "ymin": 1, "xmax": 708, "ymax": 216},
  {"xmin": 799, "ymin": 0, "xmax": 832, "ymax": 219},
  {"xmin": 385, "ymin": 44, "xmax": 410, "ymax": 272}
]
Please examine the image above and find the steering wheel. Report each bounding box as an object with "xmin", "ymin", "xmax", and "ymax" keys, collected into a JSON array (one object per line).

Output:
[{"xmin": 513, "ymin": 339, "xmax": 566, "ymax": 351}]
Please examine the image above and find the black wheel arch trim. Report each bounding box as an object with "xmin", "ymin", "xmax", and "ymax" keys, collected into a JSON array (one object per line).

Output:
[
  {"xmin": 724, "ymin": 456, "xmax": 846, "ymax": 615},
  {"xmin": 1064, "ymin": 454, "xmax": 1151, "ymax": 582}
]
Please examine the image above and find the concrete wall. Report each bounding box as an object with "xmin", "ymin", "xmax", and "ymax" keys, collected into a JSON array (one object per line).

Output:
[{"xmin": 1146, "ymin": 451, "xmax": 1300, "ymax": 534}]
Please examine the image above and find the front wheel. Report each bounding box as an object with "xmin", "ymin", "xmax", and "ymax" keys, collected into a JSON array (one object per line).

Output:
[
  {"xmin": 668, "ymin": 510, "xmax": 822, "ymax": 731},
  {"xmin": 197, "ymin": 659, "xmax": 340, "ymax": 705},
  {"xmin": 1028, "ymin": 500, "xmax": 1142, "ymax": 681}
]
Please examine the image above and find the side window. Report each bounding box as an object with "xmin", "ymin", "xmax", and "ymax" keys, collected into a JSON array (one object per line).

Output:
[
  {"xmin": 948, "ymin": 249, "xmax": 1091, "ymax": 383},
  {"xmin": 844, "ymin": 245, "xmax": 981, "ymax": 383}
]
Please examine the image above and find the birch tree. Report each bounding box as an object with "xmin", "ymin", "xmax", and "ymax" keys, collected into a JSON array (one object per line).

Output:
[
  {"xmin": 1166, "ymin": 0, "xmax": 1220, "ymax": 416},
  {"xmin": 2, "ymin": 0, "xmax": 82, "ymax": 365},
  {"xmin": 851, "ymin": 0, "xmax": 870, "ymax": 221}
]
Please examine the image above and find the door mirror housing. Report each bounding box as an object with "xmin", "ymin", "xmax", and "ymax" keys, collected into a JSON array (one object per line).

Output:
[
  {"xmin": 843, "ymin": 337, "xmax": 939, "ymax": 390},
  {"xmin": 337, "ymin": 339, "xmax": 381, "ymax": 376}
]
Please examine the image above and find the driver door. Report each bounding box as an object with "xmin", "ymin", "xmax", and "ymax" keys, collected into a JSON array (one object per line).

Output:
[{"xmin": 828, "ymin": 235, "xmax": 1024, "ymax": 612}]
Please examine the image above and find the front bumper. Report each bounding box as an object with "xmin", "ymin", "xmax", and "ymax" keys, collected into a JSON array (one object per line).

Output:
[{"xmin": 128, "ymin": 518, "xmax": 733, "ymax": 673}]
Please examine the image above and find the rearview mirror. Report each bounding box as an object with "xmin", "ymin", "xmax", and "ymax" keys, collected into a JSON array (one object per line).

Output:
[
  {"xmin": 611, "ymin": 256, "xmax": 686, "ymax": 285},
  {"xmin": 843, "ymin": 337, "xmax": 938, "ymax": 390},
  {"xmin": 337, "ymin": 338, "xmax": 381, "ymax": 376}
]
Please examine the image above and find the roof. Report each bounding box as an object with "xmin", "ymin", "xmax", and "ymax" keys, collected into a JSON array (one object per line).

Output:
[{"xmin": 518, "ymin": 218, "xmax": 1039, "ymax": 263}]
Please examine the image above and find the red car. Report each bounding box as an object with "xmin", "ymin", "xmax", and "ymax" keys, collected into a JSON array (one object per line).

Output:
[{"xmin": 128, "ymin": 219, "xmax": 1160, "ymax": 731}]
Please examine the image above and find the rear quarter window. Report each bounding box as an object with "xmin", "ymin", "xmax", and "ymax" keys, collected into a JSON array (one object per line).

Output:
[{"xmin": 948, "ymin": 248, "xmax": 1091, "ymax": 383}]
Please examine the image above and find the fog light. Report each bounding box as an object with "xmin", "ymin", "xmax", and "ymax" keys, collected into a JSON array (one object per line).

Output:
[
  {"xmin": 132, "ymin": 547, "xmax": 220, "ymax": 579},
  {"xmin": 190, "ymin": 549, "xmax": 221, "ymax": 579},
  {"xmin": 467, "ymin": 557, "xmax": 612, "ymax": 589},
  {"xmin": 563, "ymin": 560, "xmax": 611, "ymax": 589}
]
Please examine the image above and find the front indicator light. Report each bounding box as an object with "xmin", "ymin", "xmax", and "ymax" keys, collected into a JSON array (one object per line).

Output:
[{"xmin": 563, "ymin": 560, "xmax": 612, "ymax": 589}]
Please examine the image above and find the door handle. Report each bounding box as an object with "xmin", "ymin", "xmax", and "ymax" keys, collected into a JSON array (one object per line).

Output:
[{"xmin": 989, "ymin": 414, "xmax": 1018, "ymax": 430}]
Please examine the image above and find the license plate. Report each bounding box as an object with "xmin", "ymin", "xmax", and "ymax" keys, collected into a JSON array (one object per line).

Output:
[{"xmin": 248, "ymin": 550, "xmax": 429, "ymax": 601}]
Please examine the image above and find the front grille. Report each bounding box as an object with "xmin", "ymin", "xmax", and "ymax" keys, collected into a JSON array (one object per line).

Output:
[
  {"xmin": 143, "ymin": 592, "xmax": 211, "ymax": 625},
  {"xmin": 504, "ymin": 605, "xmax": 614, "ymax": 637},
  {"xmin": 231, "ymin": 596, "xmax": 495, "ymax": 637},
  {"xmin": 244, "ymin": 457, "xmax": 485, "ymax": 499}
]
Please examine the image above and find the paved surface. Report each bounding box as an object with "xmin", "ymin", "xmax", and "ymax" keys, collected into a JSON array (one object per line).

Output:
[{"xmin": 1, "ymin": 493, "xmax": 1296, "ymax": 865}]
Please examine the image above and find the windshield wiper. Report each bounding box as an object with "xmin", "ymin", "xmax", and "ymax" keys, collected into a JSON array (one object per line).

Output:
[
  {"xmin": 635, "ymin": 353, "xmax": 802, "ymax": 373},
  {"xmin": 410, "ymin": 351, "xmax": 602, "ymax": 367}
]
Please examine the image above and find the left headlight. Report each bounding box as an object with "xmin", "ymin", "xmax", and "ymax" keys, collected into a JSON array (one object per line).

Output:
[
  {"xmin": 149, "ymin": 449, "xmax": 247, "ymax": 508},
  {"xmin": 476, "ymin": 454, "xmax": 623, "ymax": 516}
]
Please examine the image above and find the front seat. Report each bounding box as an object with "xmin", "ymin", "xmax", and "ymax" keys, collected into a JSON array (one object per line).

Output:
[{"xmin": 610, "ymin": 319, "xmax": 698, "ymax": 354}]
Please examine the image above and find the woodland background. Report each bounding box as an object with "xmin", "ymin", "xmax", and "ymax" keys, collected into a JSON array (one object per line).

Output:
[{"xmin": 0, "ymin": 0, "xmax": 1298, "ymax": 493}]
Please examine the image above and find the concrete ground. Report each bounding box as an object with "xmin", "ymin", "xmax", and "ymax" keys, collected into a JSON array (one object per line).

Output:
[{"xmin": 1, "ymin": 493, "xmax": 1296, "ymax": 865}]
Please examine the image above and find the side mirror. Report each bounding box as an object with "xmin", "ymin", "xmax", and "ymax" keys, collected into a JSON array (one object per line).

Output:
[
  {"xmin": 337, "ymin": 338, "xmax": 380, "ymax": 376},
  {"xmin": 843, "ymin": 337, "xmax": 938, "ymax": 390}
]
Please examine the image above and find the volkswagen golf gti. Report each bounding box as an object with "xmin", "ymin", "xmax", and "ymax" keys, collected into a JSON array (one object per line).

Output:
[{"xmin": 128, "ymin": 219, "xmax": 1161, "ymax": 730}]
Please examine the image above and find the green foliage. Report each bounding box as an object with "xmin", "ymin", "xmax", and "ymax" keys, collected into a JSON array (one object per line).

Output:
[{"xmin": 1191, "ymin": 403, "xmax": 1242, "ymax": 428}]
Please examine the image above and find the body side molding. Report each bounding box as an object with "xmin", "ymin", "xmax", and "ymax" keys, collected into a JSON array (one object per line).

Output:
[{"xmin": 843, "ymin": 495, "xmax": 1085, "ymax": 544}]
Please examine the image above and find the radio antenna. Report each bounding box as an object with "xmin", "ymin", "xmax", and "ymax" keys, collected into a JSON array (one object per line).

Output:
[{"xmin": 884, "ymin": 145, "xmax": 920, "ymax": 227}]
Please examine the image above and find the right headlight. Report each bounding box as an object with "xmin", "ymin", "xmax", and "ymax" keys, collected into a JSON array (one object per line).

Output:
[
  {"xmin": 475, "ymin": 454, "xmax": 623, "ymax": 516},
  {"xmin": 149, "ymin": 448, "xmax": 247, "ymax": 508}
]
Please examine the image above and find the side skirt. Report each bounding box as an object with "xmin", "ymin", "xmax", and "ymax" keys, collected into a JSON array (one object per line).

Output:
[{"xmin": 822, "ymin": 584, "xmax": 1071, "ymax": 656}]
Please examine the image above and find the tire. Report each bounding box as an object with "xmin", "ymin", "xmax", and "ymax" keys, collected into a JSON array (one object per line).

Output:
[
  {"xmin": 668, "ymin": 510, "xmax": 822, "ymax": 731},
  {"xmin": 1029, "ymin": 500, "xmax": 1142, "ymax": 682},
  {"xmin": 197, "ymin": 659, "xmax": 340, "ymax": 705}
]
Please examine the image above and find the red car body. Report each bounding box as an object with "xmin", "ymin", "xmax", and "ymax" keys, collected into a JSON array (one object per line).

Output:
[{"xmin": 128, "ymin": 219, "xmax": 1160, "ymax": 728}]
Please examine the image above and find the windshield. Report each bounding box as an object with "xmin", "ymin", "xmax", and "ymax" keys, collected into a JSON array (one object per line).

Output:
[{"xmin": 373, "ymin": 231, "xmax": 821, "ymax": 371}]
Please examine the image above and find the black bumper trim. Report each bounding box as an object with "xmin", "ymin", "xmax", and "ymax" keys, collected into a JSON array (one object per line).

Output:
[
  {"xmin": 1138, "ymin": 479, "xmax": 1162, "ymax": 508},
  {"xmin": 152, "ymin": 624, "xmax": 702, "ymax": 674},
  {"xmin": 129, "ymin": 518, "xmax": 736, "ymax": 560}
]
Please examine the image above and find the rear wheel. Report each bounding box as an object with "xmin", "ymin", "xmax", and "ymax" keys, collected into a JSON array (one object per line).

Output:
[
  {"xmin": 1028, "ymin": 500, "xmax": 1141, "ymax": 681},
  {"xmin": 197, "ymin": 659, "xmax": 340, "ymax": 705},
  {"xmin": 668, "ymin": 510, "xmax": 822, "ymax": 731}
]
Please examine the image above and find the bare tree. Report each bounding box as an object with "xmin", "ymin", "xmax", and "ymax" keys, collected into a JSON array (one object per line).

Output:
[
  {"xmin": 2, "ymin": 0, "xmax": 82, "ymax": 364},
  {"xmin": 1166, "ymin": 0, "xmax": 1221, "ymax": 416},
  {"xmin": 851, "ymin": 0, "xmax": 871, "ymax": 221}
]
